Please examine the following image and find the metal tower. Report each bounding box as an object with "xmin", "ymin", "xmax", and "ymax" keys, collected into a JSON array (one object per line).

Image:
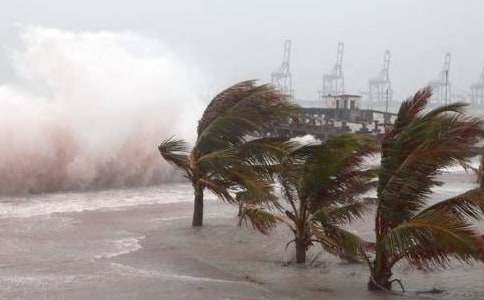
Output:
[
  {"xmin": 368, "ymin": 50, "xmax": 393, "ymax": 105},
  {"xmin": 429, "ymin": 52, "xmax": 451, "ymax": 104},
  {"xmin": 321, "ymin": 42, "xmax": 344, "ymax": 98},
  {"xmin": 470, "ymin": 66, "xmax": 484, "ymax": 105},
  {"xmin": 271, "ymin": 40, "xmax": 293, "ymax": 99}
]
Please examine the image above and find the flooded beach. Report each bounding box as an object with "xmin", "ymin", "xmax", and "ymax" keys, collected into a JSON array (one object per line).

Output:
[
  {"xmin": 0, "ymin": 166, "xmax": 482, "ymax": 300},
  {"xmin": 1, "ymin": 2, "xmax": 484, "ymax": 299}
]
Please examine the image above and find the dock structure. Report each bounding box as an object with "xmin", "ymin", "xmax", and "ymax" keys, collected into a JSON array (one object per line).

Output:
[{"xmin": 267, "ymin": 94, "xmax": 397, "ymax": 141}]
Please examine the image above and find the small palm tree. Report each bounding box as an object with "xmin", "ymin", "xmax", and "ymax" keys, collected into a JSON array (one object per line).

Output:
[
  {"xmin": 158, "ymin": 80, "xmax": 296, "ymax": 227},
  {"xmin": 367, "ymin": 88, "xmax": 484, "ymax": 291},
  {"xmin": 241, "ymin": 134, "xmax": 378, "ymax": 264}
]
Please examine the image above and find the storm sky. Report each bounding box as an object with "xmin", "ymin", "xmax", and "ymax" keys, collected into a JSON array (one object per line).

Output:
[{"xmin": 1, "ymin": 0, "xmax": 483, "ymax": 102}]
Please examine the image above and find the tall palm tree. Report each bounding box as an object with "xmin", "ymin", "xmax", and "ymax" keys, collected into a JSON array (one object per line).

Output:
[
  {"xmin": 367, "ymin": 87, "xmax": 484, "ymax": 291},
  {"xmin": 241, "ymin": 134, "xmax": 378, "ymax": 263},
  {"xmin": 158, "ymin": 80, "xmax": 297, "ymax": 227}
]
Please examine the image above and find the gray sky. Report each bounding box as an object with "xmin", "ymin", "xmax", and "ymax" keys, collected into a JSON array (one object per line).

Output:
[{"xmin": 1, "ymin": 0, "xmax": 484, "ymax": 101}]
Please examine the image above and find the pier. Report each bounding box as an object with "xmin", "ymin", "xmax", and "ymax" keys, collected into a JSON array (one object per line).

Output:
[{"xmin": 267, "ymin": 94, "xmax": 398, "ymax": 141}]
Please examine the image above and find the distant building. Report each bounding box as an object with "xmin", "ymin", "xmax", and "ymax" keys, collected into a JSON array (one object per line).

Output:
[{"xmin": 321, "ymin": 94, "xmax": 361, "ymax": 110}]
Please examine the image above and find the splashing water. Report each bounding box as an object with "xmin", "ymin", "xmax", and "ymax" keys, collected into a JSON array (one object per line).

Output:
[{"xmin": 0, "ymin": 26, "xmax": 205, "ymax": 195}]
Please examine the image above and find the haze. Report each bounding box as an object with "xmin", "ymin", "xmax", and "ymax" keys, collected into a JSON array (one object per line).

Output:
[
  {"xmin": 1, "ymin": 0, "xmax": 484, "ymax": 101},
  {"xmin": 1, "ymin": 0, "xmax": 484, "ymax": 194}
]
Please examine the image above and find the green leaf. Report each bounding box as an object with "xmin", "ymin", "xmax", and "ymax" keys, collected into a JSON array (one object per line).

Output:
[
  {"xmin": 240, "ymin": 206, "xmax": 279, "ymax": 235},
  {"xmin": 383, "ymin": 211, "xmax": 480, "ymax": 269},
  {"xmin": 158, "ymin": 137, "xmax": 191, "ymax": 175},
  {"xmin": 416, "ymin": 188, "xmax": 484, "ymax": 221}
]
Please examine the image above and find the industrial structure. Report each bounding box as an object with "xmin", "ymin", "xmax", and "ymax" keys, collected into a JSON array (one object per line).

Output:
[
  {"xmin": 271, "ymin": 40, "xmax": 293, "ymax": 99},
  {"xmin": 267, "ymin": 104, "xmax": 397, "ymax": 141},
  {"xmin": 267, "ymin": 40, "xmax": 484, "ymax": 142},
  {"xmin": 428, "ymin": 52, "xmax": 451, "ymax": 104},
  {"xmin": 470, "ymin": 66, "xmax": 484, "ymax": 105},
  {"xmin": 368, "ymin": 50, "xmax": 392, "ymax": 107},
  {"xmin": 320, "ymin": 42, "xmax": 344, "ymax": 101},
  {"xmin": 325, "ymin": 94, "xmax": 361, "ymax": 110}
]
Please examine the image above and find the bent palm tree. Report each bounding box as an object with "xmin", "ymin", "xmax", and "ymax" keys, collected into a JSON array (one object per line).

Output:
[
  {"xmin": 241, "ymin": 134, "xmax": 378, "ymax": 263},
  {"xmin": 368, "ymin": 88, "xmax": 484, "ymax": 291},
  {"xmin": 159, "ymin": 80, "xmax": 297, "ymax": 227}
]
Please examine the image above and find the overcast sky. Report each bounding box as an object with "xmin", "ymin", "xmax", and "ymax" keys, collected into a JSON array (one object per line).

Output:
[{"xmin": 1, "ymin": 0, "xmax": 483, "ymax": 102}]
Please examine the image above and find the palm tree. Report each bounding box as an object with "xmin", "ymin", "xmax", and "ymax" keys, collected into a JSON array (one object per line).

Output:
[
  {"xmin": 478, "ymin": 154, "xmax": 484, "ymax": 188},
  {"xmin": 241, "ymin": 134, "xmax": 378, "ymax": 264},
  {"xmin": 158, "ymin": 80, "xmax": 297, "ymax": 227},
  {"xmin": 367, "ymin": 87, "xmax": 484, "ymax": 291}
]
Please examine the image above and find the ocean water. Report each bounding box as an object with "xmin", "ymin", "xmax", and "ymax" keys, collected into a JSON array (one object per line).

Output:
[
  {"xmin": 0, "ymin": 163, "xmax": 481, "ymax": 299},
  {"xmin": 0, "ymin": 183, "xmax": 196, "ymax": 219}
]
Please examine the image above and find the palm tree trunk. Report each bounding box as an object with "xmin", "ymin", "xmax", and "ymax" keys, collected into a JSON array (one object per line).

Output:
[
  {"xmin": 479, "ymin": 155, "xmax": 484, "ymax": 188},
  {"xmin": 368, "ymin": 251, "xmax": 392, "ymax": 291},
  {"xmin": 237, "ymin": 201, "xmax": 243, "ymax": 217},
  {"xmin": 192, "ymin": 183, "xmax": 204, "ymax": 227},
  {"xmin": 368, "ymin": 209, "xmax": 393, "ymax": 290},
  {"xmin": 368, "ymin": 271, "xmax": 392, "ymax": 291},
  {"xmin": 295, "ymin": 237, "xmax": 307, "ymax": 264}
]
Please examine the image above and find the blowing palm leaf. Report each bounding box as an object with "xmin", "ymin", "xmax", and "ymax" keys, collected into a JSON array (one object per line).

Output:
[
  {"xmin": 159, "ymin": 80, "xmax": 297, "ymax": 226},
  {"xmin": 240, "ymin": 134, "xmax": 378, "ymax": 264},
  {"xmin": 368, "ymin": 87, "xmax": 484, "ymax": 291}
]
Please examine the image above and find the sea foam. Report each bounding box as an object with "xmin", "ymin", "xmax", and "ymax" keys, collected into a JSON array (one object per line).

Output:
[{"xmin": 0, "ymin": 26, "xmax": 205, "ymax": 195}]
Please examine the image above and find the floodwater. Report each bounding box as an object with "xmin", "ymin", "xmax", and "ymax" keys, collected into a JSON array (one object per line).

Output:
[{"xmin": 0, "ymin": 167, "xmax": 482, "ymax": 299}]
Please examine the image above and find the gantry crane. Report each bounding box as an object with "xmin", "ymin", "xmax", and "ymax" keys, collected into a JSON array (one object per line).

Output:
[
  {"xmin": 429, "ymin": 52, "xmax": 451, "ymax": 104},
  {"xmin": 470, "ymin": 66, "xmax": 484, "ymax": 105},
  {"xmin": 321, "ymin": 42, "xmax": 344, "ymax": 99},
  {"xmin": 368, "ymin": 50, "xmax": 393, "ymax": 106},
  {"xmin": 271, "ymin": 40, "xmax": 293, "ymax": 99}
]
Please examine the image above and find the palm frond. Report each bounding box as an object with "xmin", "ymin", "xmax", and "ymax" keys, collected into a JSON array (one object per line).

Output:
[
  {"xmin": 197, "ymin": 80, "xmax": 257, "ymax": 136},
  {"xmin": 420, "ymin": 102, "xmax": 468, "ymax": 123},
  {"xmin": 158, "ymin": 137, "xmax": 191, "ymax": 175},
  {"xmin": 298, "ymin": 134, "xmax": 378, "ymax": 207},
  {"xmin": 416, "ymin": 188, "xmax": 484, "ymax": 221},
  {"xmin": 237, "ymin": 138, "xmax": 299, "ymax": 172},
  {"xmin": 324, "ymin": 201, "xmax": 368, "ymax": 225},
  {"xmin": 197, "ymin": 146, "xmax": 242, "ymax": 176},
  {"xmin": 239, "ymin": 206, "xmax": 279, "ymax": 235},
  {"xmin": 369, "ymin": 88, "xmax": 484, "ymax": 288},
  {"xmin": 197, "ymin": 146, "xmax": 239, "ymax": 164},
  {"xmin": 235, "ymin": 186, "xmax": 280, "ymax": 209},
  {"xmin": 313, "ymin": 223, "xmax": 371, "ymax": 263},
  {"xmin": 390, "ymin": 87, "xmax": 432, "ymax": 137},
  {"xmin": 196, "ymin": 82, "xmax": 298, "ymax": 154},
  {"xmin": 378, "ymin": 91, "xmax": 483, "ymax": 225},
  {"xmin": 233, "ymin": 171, "xmax": 275, "ymax": 203},
  {"xmin": 199, "ymin": 178, "xmax": 235, "ymax": 203},
  {"xmin": 383, "ymin": 211, "xmax": 480, "ymax": 269}
]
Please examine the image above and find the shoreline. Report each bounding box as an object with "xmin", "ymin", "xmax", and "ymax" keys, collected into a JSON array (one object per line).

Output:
[{"xmin": 0, "ymin": 183, "xmax": 481, "ymax": 299}]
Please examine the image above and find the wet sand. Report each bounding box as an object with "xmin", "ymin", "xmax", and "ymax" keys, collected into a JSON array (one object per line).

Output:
[
  {"xmin": 0, "ymin": 169, "xmax": 483, "ymax": 299},
  {"xmin": 0, "ymin": 198, "xmax": 377, "ymax": 300}
]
